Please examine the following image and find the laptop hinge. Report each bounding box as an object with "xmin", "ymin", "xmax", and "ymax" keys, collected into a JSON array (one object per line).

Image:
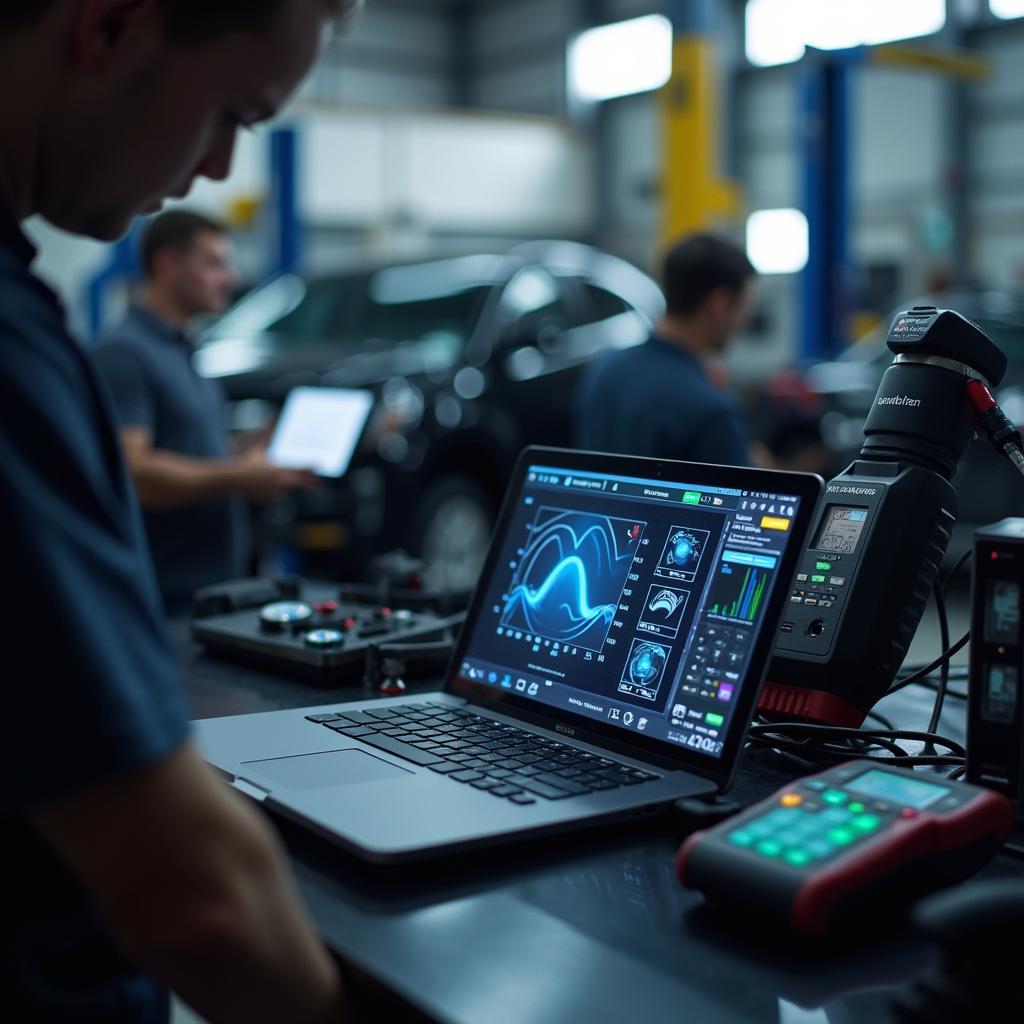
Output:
[{"xmin": 232, "ymin": 777, "xmax": 271, "ymax": 802}]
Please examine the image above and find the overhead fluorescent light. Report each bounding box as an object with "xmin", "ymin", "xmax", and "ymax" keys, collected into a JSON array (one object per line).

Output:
[
  {"xmin": 746, "ymin": 208, "xmax": 809, "ymax": 275},
  {"xmin": 746, "ymin": 0, "xmax": 946, "ymax": 67},
  {"xmin": 991, "ymin": 0, "xmax": 1024, "ymax": 19},
  {"xmin": 568, "ymin": 15, "xmax": 673, "ymax": 103}
]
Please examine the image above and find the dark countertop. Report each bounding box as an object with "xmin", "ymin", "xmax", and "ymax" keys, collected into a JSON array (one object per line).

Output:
[{"xmin": 178, "ymin": 620, "xmax": 1022, "ymax": 1024}]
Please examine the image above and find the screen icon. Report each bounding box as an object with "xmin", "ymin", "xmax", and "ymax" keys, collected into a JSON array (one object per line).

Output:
[
  {"xmin": 608, "ymin": 708, "xmax": 621, "ymax": 721},
  {"xmin": 527, "ymin": 682, "xmax": 539, "ymax": 696},
  {"xmin": 672, "ymin": 703, "xmax": 687, "ymax": 719},
  {"xmin": 637, "ymin": 718, "xmax": 648, "ymax": 731},
  {"xmin": 515, "ymin": 679, "xmax": 527, "ymax": 692},
  {"xmin": 622, "ymin": 711, "xmax": 635, "ymax": 726}
]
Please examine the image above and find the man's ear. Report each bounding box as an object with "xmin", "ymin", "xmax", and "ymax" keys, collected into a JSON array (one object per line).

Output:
[{"xmin": 70, "ymin": 0, "xmax": 161, "ymax": 74}]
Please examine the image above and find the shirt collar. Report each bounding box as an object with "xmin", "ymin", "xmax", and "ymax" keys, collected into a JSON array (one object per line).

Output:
[{"xmin": 127, "ymin": 302, "xmax": 192, "ymax": 349}]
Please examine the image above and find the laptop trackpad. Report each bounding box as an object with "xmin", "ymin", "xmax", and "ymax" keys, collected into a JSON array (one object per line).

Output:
[{"xmin": 242, "ymin": 748, "xmax": 412, "ymax": 791}]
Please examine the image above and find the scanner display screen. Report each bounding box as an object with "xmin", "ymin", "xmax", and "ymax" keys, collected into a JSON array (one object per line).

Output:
[
  {"xmin": 846, "ymin": 768, "xmax": 947, "ymax": 809},
  {"xmin": 982, "ymin": 664, "xmax": 1019, "ymax": 725},
  {"xmin": 984, "ymin": 580, "xmax": 1020, "ymax": 646},
  {"xmin": 814, "ymin": 506, "xmax": 868, "ymax": 555}
]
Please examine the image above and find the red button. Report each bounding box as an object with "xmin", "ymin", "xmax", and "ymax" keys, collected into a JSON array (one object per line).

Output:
[
  {"xmin": 900, "ymin": 808, "xmax": 918, "ymax": 819},
  {"xmin": 314, "ymin": 600, "xmax": 338, "ymax": 614}
]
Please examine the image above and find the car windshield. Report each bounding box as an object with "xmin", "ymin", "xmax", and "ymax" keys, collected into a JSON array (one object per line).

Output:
[{"xmin": 205, "ymin": 256, "xmax": 500, "ymax": 354}]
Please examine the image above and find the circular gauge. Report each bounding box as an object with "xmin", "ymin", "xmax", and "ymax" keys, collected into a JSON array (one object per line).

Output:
[
  {"xmin": 629, "ymin": 642, "xmax": 667, "ymax": 686},
  {"xmin": 259, "ymin": 601, "xmax": 314, "ymax": 632},
  {"xmin": 303, "ymin": 628, "xmax": 345, "ymax": 650}
]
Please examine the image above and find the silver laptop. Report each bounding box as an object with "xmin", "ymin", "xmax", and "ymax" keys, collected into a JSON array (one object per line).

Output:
[{"xmin": 196, "ymin": 447, "xmax": 822, "ymax": 863}]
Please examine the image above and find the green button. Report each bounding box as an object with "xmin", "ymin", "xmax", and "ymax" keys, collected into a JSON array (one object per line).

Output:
[
  {"xmin": 728, "ymin": 830, "xmax": 755, "ymax": 847},
  {"xmin": 683, "ymin": 491, "xmax": 701, "ymax": 505},
  {"xmin": 755, "ymin": 839, "xmax": 783, "ymax": 857},
  {"xmin": 815, "ymin": 561, "xmax": 833, "ymax": 571},
  {"xmin": 783, "ymin": 849, "xmax": 812, "ymax": 867},
  {"xmin": 811, "ymin": 575, "xmax": 827, "ymax": 584},
  {"xmin": 852, "ymin": 814, "xmax": 881, "ymax": 833},
  {"xmin": 849, "ymin": 802, "xmax": 865, "ymax": 814},
  {"xmin": 827, "ymin": 827, "xmax": 857, "ymax": 845},
  {"xmin": 822, "ymin": 790, "xmax": 848, "ymax": 805},
  {"xmin": 705, "ymin": 712, "xmax": 724, "ymax": 727}
]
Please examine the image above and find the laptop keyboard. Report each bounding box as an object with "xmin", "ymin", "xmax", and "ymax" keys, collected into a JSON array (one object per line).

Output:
[{"xmin": 306, "ymin": 702, "xmax": 660, "ymax": 805}]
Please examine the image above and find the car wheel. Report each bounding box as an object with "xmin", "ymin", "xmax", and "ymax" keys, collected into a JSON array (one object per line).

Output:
[{"xmin": 413, "ymin": 475, "xmax": 495, "ymax": 593}]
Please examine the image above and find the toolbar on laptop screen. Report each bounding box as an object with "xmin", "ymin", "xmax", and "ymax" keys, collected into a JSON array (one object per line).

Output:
[{"xmin": 456, "ymin": 463, "xmax": 805, "ymax": 760}]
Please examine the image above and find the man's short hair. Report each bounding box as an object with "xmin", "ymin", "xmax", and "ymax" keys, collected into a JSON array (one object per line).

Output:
[
  {"xmin": 141, "ymin": 210, "xmax": 225, "ymax": 277},
  {"xmin": 0, "ymin": 1, "xmax": 361, "ymax": 41},
  {"xmin": 661, "ymin": 234, "xmax": 755, "ymax": 317}
]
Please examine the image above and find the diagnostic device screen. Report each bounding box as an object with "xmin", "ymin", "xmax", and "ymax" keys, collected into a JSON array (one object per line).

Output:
[
  {"xmin": 268, "ymin": 386, "xmax": 374, "ymax": 478},
  {"xmin": 814, "ymin": 506, "xmax": 868, "ymax": 555},
  {"xmin": 845, "ymin": 768, "xmax": 947, "ymax": 809},
  {"xmin": 982, "ymin": 664, "xmax": 1019, "ymax": 725},
  {"xmin": 984, "ymin": 580, "xmax": 1020, "ymax": 645}
]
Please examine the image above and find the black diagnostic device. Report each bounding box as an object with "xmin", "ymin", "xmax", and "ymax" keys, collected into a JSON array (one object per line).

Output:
[
  {"xmin": 677, "ymin": 760, "xmax": 1012, "ymax": 935},
  {"xmin": 191, "ymin": 578, "xmax": 462, "ymax": 685},
  {"xmin": 764, "ymin": 308, "xmax": 1008, "ymax": 726},
  {"xmin": 968, "ymin": 518, "xmax": 1024, "ymax": 852}
]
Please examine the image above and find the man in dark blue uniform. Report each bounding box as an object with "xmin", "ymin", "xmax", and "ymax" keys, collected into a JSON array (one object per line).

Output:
[
  {"xmin": 0, "ymin": 2, "xmax": 354, "ymax": 1021},
  {"xmin": 574, "ymin": 233, "xmax": 756, "ymax": 466},
  {"xmin": 93, "ymin": 210, "xmax": 314, "ymax": 614}
]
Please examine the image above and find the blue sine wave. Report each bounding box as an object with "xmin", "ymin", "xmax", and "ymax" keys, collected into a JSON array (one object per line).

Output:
[{"xmin": 501, "ymin": 510, "xmax": 641, "ymax": 650}]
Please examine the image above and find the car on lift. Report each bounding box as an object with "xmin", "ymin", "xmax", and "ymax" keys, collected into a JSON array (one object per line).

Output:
[
  {"xmin": 195, "ymin": 240, "xmax": 665, "ymax": 588},
  {"xmin": 749, "ymin": 290, "xmax": 1024, "ymax": 557}
]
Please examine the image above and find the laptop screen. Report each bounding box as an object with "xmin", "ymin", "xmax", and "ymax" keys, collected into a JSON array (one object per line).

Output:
[{"xmin": 453, "ymin": 451, "xmax": 818, "ymax": 770}]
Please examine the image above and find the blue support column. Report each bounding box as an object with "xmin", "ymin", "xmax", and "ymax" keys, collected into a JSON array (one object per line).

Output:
[
  {"xmin": 799, "ymin": 52, "xmax": 854, "ymax": 362},
  {"xmin": 269, "ymin": 125, "xmax": 301, "ymax": 277},
  {"xmin": 87, "ymin": 223, "xmax": 142, "ymax": 341}
]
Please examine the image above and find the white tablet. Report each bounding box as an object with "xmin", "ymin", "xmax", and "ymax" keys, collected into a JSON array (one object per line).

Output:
[{"xmin": 267, "ymin": 386, "xmax": 375, "ymax": 478}]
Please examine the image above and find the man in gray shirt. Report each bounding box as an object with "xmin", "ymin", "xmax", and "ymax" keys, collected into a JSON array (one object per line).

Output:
[{"xmin": 92, "ymin": 209, "xmax": 314, "ymax": 614}]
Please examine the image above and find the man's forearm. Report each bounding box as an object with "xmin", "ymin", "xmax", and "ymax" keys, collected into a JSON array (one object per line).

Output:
[{"xmin": 125, "ymin": 449, "xmax": 245, "ymax": 507}]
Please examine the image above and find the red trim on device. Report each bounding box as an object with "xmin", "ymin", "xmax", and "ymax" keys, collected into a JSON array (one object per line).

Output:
[
  {"xmin": 676, "ymin": 831, "xmax": 707, "ymax": 886},
  {"xmin": 790, "ymin": 791, "xmax": 1014, "ymax": 934},
  {"xmin": 757, "ymin": 681, "xmax": 866, "ymax": 728}
]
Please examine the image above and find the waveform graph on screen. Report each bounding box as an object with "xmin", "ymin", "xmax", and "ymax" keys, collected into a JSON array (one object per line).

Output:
[
  {"xmin": 706, "ymin": 560, "xmax": 768, "ymax": 623},
  {"xmin": 500, "ymin": 507, "xmax": 646, "ymax": 652}
]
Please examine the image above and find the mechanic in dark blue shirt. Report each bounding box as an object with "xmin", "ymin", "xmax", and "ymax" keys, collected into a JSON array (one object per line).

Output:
[
  {"xmin": 0, "ymin": 2, "xmax": 351, "ymax": 1022},
  {"xmin": 92, "ymin": 210, "xmax": 314, "ymax": 615},
  {"xmin": 574, "ymin": 233, "xmax": 756, "ymax": 466}
]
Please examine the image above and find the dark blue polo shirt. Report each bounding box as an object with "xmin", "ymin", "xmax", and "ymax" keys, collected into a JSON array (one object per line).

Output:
[
  {"xmin": 0, "ymin": 198, "xmax": 189, "ymax": 1021},
  {"xmin": 92, "ymin": 306, "xmax": 248, "ymax": 615},
  {"xmin": 573, "ymin": 334, "xmax": 751, "ymax": 466}
]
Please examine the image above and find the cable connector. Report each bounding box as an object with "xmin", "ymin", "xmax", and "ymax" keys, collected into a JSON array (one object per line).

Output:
[{"xmin": 966, "ymin": 379, "xmax": 1024, "ymax": 477}]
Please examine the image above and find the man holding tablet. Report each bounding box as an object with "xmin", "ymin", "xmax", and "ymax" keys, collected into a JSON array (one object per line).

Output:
[{"xmin": 92, "ymin": 209, "xmax": 317, "ymax": 615}]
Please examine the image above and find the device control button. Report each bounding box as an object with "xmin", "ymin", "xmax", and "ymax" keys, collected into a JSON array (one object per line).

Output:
[
  {"xmin": 804, "ymin": 598, "xmax": 818, "ymax": 606},
  {"xmin": 830, "ymin": 577, "xmax": 846, "ymax": 586},
  {"xmin": 783, "ymin": 849, "xmax": 812, "ymax": 867},
  {"xmin": 852, "ymin": 814, "xmax": 881, "ymax": 833},
  {"xmin": 811, "ymin": 575, "xmax": 827, "ymax": 584},
  {"xmin": 796, "ymin": 573, "xmax": 809, "ymax": 582},
  {"xmin": 790, "ymin": 596, "xmax": 803, "ymax": 604},
  {"xmin": 806, "ymin": 619, "xmax": 826, "ymax": 638},
  {"xmin": 848, "ymin": 802, "xmax": 865, "ymax": 813},
  {"xmin": 728, "ymin": 830, "xmax": 756, "ymax": 848},
  {"xmin": 755, "ymin": 839, "xmax": 784, "ymax": 858},
  {"xmin": 781, "ymin": 793, "xmax": 803, "ymax": 808},
  {"xmin": 900, "ymin": 808, "xmax": 918, "ymax": 820},
  {"xmin": 313, "ymin": 600, "xmax": 338, "ymax": 615},
  {"xmin": 822, "ymin": 789, "xmax": 848, "ymax": 806},
  {"xmin": 827, "ymin": 827, "xmax": 857, "ymax": 846},
  {"xmin": 819, "ymin": 600, "xmax": 834, "ymax": 608},
  {"xmin": 805, "ymin": 780, "xmax": 828, "ymax": 792}
]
